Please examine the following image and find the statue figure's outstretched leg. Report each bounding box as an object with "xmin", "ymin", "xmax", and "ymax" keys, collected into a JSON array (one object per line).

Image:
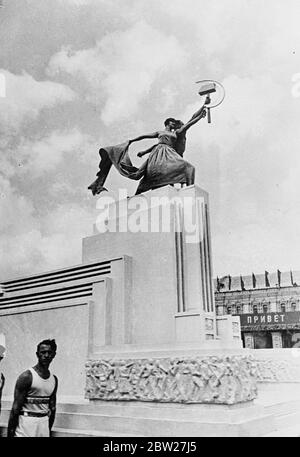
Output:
[
  {"xmin": 88, "ymin": 148, "xmax": 112, "ymax": 195},
  {"xmin": 88, "ymin": 177, "xmax": 108, "ymax": 195}
]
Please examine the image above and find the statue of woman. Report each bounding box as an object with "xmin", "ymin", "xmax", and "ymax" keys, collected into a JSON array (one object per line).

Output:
[{"xmin": 88, "ymin": 104, "xmax": 207, "ymax": 196}]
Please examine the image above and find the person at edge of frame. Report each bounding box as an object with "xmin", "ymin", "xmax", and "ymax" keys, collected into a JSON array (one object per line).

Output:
[{"xmin": 0, "ymin": 340, "xmax": 5, "ymax": 420}]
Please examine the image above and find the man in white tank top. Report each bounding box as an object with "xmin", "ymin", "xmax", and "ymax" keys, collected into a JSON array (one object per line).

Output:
[{"xmin": 7, "ymin": 339, "xmax": 58, "ymax": 437}]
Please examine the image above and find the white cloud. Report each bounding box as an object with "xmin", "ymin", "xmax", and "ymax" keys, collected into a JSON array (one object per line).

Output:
[
  {"xmin": 54, "ymin": 0, "xmax": 99, "ymax": 5},
  {"xmin": 0, "ymin": 175, "xmax": 42, "ymax": 276},
  {"xmin": 18, "ymin": 129, "xmax": 92, "ymax": 177},
  {"xmin": 0, "ymin": 171, "xmax": 95, "ymax": 279},
  {"xmin": 0, "ymin": 175, "xmax": 36, "ymax": 234},
  {"xmin": 0, "ymin": 220, "xmax": 89, "ymax": 280},
  {"xmin": 158, "ymin": 86, "xmax": 179, "ymax": 114},
  {"xmin": 157, "ymin": 0, "xmax": 300, "ymax": 59},
  {"xmin": 0, "ymin": 123, "xmax": 98, "ymax": 279},
  {"xmin": 47, "ymin": 21, "xmax": 186, "ymax": 124},
  {"xmin": 0, "ymin": 70, "xmax": 76, "ymax": 131},
  {"xmin": 182, "ymin": 74, "xmax": 286, "ymax": 155},
  {"xmin": 213, "ymin": 211, "xmax": 300, "ymax": 277}
]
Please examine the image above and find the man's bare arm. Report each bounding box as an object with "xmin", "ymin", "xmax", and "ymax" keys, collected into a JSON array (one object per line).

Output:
[
  {"xmin": 7, "ymin": 371, "xmax": 32, "ymax": 437},
  {"xmin": 0, "ymin": 373, "xmax": 5, "ymax": 415},
  {"xmin": 49, "ymin": 376, "xmax": 58, "ymax": 433}
]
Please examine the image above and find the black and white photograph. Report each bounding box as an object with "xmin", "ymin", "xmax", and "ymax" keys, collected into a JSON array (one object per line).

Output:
[{"xmin": 0, "ymin": 0, "xmax": 300, "ymax": 444}]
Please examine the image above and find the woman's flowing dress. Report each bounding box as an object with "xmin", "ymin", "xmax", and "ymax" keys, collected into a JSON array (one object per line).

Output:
[{"xmin": 88, "ymin": 131, "xmax": 194, "ymax": 195}]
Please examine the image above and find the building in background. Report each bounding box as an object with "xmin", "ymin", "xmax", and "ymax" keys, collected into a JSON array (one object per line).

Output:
[{"xmin": 214, "ymin": 270, "xmax": 300, "ymax": 349}]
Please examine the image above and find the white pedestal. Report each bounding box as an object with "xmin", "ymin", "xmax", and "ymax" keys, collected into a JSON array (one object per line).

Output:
[
  {"xmin": 83, "ymin": 185, "xmax": 251, "ymax": 409},
  {"xmin": 83, "ymin": 185, "xmax": 241, "ymax": 350}
]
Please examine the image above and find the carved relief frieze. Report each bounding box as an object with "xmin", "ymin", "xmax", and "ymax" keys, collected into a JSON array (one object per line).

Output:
[
  {"xmin": 254, "ymin": 357, "xmax": 300, "ymax": 382},
  {"xmin": 85, "ymin": 355, "xmax": 258, "ymax": 404}
]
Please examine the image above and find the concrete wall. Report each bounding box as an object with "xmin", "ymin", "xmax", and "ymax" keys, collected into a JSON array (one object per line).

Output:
[
  {"xmin": 0, "ymin": 304, "xmax": 89, "ymax": 398},
  {"xmin": 83, "ymin": 231, "xmax": 177, "ymax": 346},
  {"xmin": 0, "ymin": 260, "xmax": 116, "ymax": 399}
]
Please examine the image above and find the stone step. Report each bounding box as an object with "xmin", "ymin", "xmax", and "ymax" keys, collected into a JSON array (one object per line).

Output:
[
  {"xmin": 51, "ymin": 410, "xmax": 276, "ymax": 437},
  {"xmin": 274, "ymin": 410, "xmax": 300, "ymax": 430},
  {"xmin": 52, "ymin": 427, "xmax": 143, "ymax": 437},
  {"xmin": 2, "ymin": 389, "xmax": 300, "ymax": 437},
  {"xmin": 0, "ymin": 416, "xmax": 272, "ymax": 437},
  {"xmin": 0, "ymin": 399, "xmax": 276, "ymax": 437},
  {"xmin": 9, "ymin": 396, "xmax": 300, "ymax": 437},
  {"xmin": 0, "ymin": 400, "xmax": 269, "ymax": 423},
  {"xmin": 4, "ymin": 397, "xmax": 300, "ymax": 422},
  {"xmin": 258, "ymin": 397, "xmax": 300, "ymax": 417},
  {"xmin": 264, "ymin": 424, "xmax": 300, "ymax": 437},
  {"xmin": 55, "ymin": 401, "xmax": 267, "ymax": 423},
  {"xmin": 0, "ymin": 407, "xmax": 275, "ymax": 437},
  {"xmin": 0, "ymin": 424, "xmax": 141, "ymax": 438}
]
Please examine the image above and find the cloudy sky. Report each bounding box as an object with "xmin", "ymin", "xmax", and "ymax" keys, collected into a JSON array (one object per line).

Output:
[{"xmin": 0, "ymin": 0, "xmax": 299, "ymax": 280}]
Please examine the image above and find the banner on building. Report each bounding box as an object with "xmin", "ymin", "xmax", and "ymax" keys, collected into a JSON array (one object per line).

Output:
[{"xmin": 240, "ymin": 311, "xmax": 300, "ymax": 330}]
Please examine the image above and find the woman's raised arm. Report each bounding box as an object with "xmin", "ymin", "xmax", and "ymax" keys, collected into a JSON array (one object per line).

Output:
[
  {"xmin": 176, "ymin": 108, "xmax": 207, "ymax": 134},
  {"xmin": 189, "ymin": 104, "xmax": 207, "ymax": 121},
  {"xmin": 176, "ymin": 98, "xmax": 210, "ymax": 135},
  {"xmin": 129, "ymin": 132, "xmax": 159, "ymax": 144}
]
